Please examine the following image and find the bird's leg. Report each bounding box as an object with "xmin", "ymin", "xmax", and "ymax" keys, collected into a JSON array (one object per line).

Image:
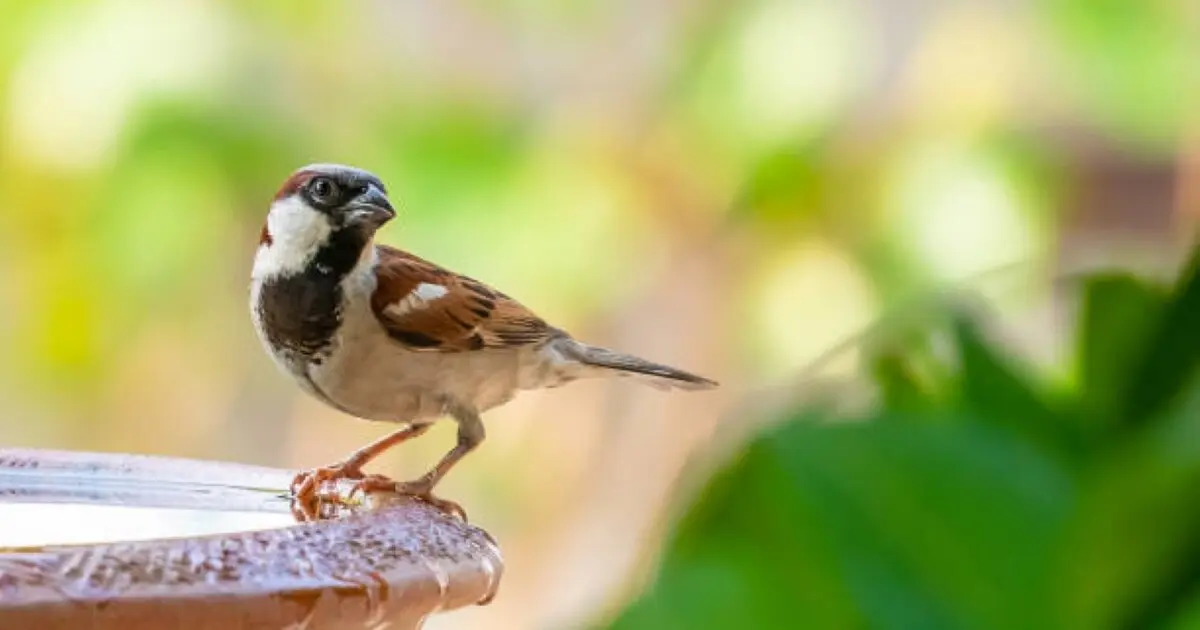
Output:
[
  {"xmin": 290, "ymin": 422, "xmax": 432, "ymax": 520},
  {"xmin": 353, "ymin": 406, "xmax": 484, "ymax": 521}
]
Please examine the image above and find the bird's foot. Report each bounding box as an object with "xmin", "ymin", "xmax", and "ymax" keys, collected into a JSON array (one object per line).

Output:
[
  {"xmin": 349, "ymin": 475, "xmax": 468, "ymax": 522},
  {"xmin": 289, "ymin": 462, "xmax": 370, "ymax": 521}
]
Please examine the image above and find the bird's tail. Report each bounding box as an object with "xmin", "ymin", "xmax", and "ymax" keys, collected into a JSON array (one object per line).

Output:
[{"xmin": 561, "ymin": 342, "xmax": 718, "ymax": 391}]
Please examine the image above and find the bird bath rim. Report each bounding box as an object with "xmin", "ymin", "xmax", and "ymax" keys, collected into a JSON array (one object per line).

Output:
[{"xmin": 0, "ymin": 448, "xmax": 502, "ymax": 629}]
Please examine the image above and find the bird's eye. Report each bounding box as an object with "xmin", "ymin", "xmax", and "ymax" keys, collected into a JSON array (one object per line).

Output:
[{"xmin": 309, "ymin": 177, "xmax": 338, "ymax": 204}]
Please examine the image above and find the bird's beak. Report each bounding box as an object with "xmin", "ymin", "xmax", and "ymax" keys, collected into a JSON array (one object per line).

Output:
[{"xmin": 347, "ymin": 184, "xmax": 396, "ymax": 228}]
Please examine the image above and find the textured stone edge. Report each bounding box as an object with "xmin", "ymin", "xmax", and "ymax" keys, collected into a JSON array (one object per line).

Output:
[{"xmin": 0, "ymin": 449, "xmax": 503, "ymax": 630}]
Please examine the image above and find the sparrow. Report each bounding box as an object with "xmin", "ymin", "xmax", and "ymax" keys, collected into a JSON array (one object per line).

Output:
[{"xmin": 250, "ymin": 163, "xmax": 717, "ymax": 519}]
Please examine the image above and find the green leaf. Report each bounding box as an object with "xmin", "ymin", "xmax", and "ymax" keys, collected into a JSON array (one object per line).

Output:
[
  {"xmin": 867, "ymin": 325, "xmax": 946, "ymax": 415},
  {"xmin": 611, "ymin": 429, "xmax": 867, "ymax": 630},
  {"xmin": 1075, "ymin": 272, "xmax": 1167, "ymax": 430},
  {"xmin": 953, "ymin": 316, "xmax": 1076, "ymax": 456},
  {"xmin": 610, "ymin": 247, "xmax": 1200, "ymax": 630},
  {"xmin": 872, "ymin": 350, "xmax": 935, "ymax": 413},
  {"xmin": 1120, "ymin": 244, "xmax": 1200, "ymax": 425},
  {"xmin": 1061, "ymin": 378, "xmax": 1200, "ymax": 630},
  {"xmin": 609, "ymin": 413, "xmax": 1073, "ymax": 630},
  {"xmin": 1163, "ymin": 592, "xmax": 1200, "ymax": 630}
]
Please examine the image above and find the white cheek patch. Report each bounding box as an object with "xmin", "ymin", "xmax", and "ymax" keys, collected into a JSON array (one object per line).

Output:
[
  {"xmin": 384, "ymin": 282, "xmax": 449, "ymax": 318},
  {"xmin": 252, "ymin": 197, "xmax": 333, "ymax": 279}
]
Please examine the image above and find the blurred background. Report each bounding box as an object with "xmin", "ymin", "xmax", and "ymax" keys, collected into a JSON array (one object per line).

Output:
[{"xmin": 0, "ymin": 0, "xmax": 1197, "ymax": 628}]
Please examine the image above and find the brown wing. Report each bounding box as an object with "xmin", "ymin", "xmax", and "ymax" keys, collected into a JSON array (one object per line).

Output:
[{"xmin": 370, "ymin": 245, "xmax": 556, "ymax": 352}]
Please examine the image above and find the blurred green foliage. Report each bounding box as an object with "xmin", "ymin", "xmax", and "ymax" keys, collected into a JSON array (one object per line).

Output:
[
  {"xmin": 0, "ymin": 2, "xmax": 1196, "ymax": 626},
  {"xmin": 608, "ymin": 244, "xmax": 1200, "ymax": 630},
  {"xmin": 1041, "ymin": 0, "xmax": 1198, "ymax": 149},
  {"xmin": 2, "ymin": 0, "xmax": 1194, "ymax": 399}
]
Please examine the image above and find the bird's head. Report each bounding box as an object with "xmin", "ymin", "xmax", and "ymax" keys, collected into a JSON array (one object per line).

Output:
[{"xmin": 255, "ymin": 164, "xmax": 395, "ymax": 277}]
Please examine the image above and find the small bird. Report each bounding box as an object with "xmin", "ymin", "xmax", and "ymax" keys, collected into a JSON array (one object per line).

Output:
[{"xmin": 250, "ymin": 163, "xmax": 717, "ymax": 519}]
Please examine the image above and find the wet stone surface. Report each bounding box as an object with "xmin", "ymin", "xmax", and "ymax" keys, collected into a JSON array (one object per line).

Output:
[{"xmin": 0, "ymin": 449, "xmax": 502, "ymax": 629}]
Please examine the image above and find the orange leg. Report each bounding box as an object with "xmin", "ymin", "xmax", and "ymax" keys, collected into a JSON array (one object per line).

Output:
[
  {"xmin": 290, "ymin": 423, "xmax": 431, "ymax": 520},
  {"xmin": 353, "ymin": 406, "xmax": 484, "ymax": 521}
]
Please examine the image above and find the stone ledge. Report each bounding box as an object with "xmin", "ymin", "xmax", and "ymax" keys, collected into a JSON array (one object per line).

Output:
[{"xmin": 0, "ymin": 448, "xmax": 502, "ymax": 630}]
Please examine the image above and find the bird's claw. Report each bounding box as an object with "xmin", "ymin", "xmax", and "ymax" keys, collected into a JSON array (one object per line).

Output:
[
  {"xmin": 395, "ymin": 479, "xmax": 469, "ymax": 522},
  {"xmin": 288, "ymin": 462, "xmax": 366, "ymax": 521},
  {"xmin": 348, "ymin": 476, "xmax": 468, "ymax": 522},
  {"xmin": 290, "ymin": 465, "xmax": 468, "ymax": 523}
]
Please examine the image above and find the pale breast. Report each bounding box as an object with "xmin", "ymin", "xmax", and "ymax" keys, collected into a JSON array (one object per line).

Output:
[{"xmin": 298, "ymin": 268, "xmax": 542, "ymax": 423}]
